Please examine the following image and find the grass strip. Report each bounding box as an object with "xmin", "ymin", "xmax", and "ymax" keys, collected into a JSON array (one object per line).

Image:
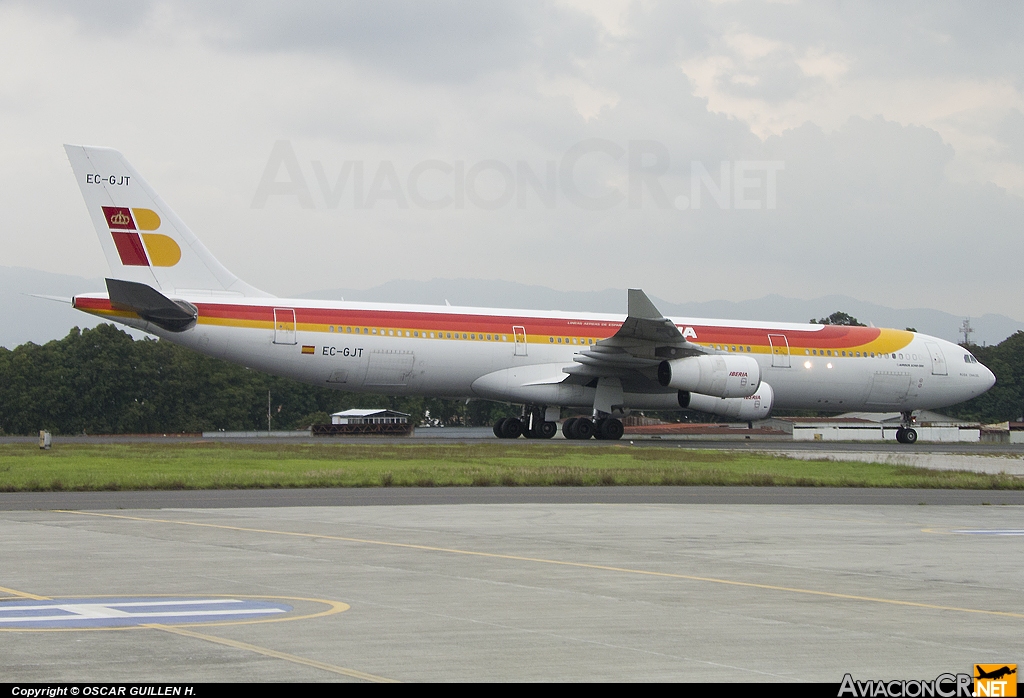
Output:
[{"xmin": 0, "ymin": 442, "xmax": 1021, "ymax": 491}]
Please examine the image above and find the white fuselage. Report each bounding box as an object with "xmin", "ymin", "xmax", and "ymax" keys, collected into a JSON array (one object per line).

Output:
[{"xmin": 74, "ymin": 294, "xmax": 996, "ymax": 416}]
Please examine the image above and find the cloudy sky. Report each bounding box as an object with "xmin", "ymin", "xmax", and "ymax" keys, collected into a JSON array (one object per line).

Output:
[{"xmin": 2, "ymin": 1, "xmax": 1023, "ymax": 318}]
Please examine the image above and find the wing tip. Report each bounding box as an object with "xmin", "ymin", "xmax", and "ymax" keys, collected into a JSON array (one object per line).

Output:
[{"xmin": 627, "ymin": 288, "xmax": 663, "ymax": 320}]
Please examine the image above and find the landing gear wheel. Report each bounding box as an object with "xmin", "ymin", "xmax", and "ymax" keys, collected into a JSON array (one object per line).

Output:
[
  {"xmin": 500, "ymin": 417, "xmax": 523, "ymax": 439},
  {"xmin": 493, "ymin": 418, "xmax": 507, "ymax": 438},
  {"xmin": 572, "ymin": 419, "xmax": 595, "ymax": 440},
  {"xmin": 896, "ymin": 412, "xmax": 918, "ymax": 445},
  {"xmin": 599, "ymin": 418, "xmax": 624, "ymax": 441},
  {"xmin": 562, "ymin": 418, "xmax": 578, "ymax": 439},
  {"xmin": 593, "ymin": 418, "xmax": 608, "ymax": 440},
  {"xmin": 537, "ymin": 421, "xmax": 557, "ymax": 439}
]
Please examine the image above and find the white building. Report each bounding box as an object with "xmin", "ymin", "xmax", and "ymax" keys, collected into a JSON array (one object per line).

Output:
[
  {"xmin": 330, "ymin": 409, "xmax": 410, "ymax": 425},
  {"xmin": 781, "ymin": 411, "xmax": 981, "ymax": 443}
]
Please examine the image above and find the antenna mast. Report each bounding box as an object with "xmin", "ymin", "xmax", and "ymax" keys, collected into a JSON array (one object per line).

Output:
[{"xmin": 960, "ymin": 318, "xmax": 974, "ymax": 345}]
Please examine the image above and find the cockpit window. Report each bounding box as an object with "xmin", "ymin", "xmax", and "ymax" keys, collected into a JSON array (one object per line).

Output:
[{"xmin": 964, "ymin": 354, "xmax": 978, "ymax": 364}]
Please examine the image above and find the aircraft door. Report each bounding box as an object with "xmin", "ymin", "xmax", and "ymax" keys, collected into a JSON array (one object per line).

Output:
[
  {"xmin": 513, "ymin": 325, "xmax": 527, "ymax": 356},
  {"xmin": 273, "ymin": 308, "xmax": 297, "ymax": 345},
  {"xmin": 768, "ymin": 333, "xmax": 791, "ymax": 368},
  {"xmin": 925, "ymin": 342, "xmax": 947, "ymax": 376}
]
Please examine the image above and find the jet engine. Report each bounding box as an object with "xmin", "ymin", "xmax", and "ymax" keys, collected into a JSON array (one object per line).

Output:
[
  {"xmin": 678, "ymin": 382, "xmax": 774, "ymax": 421},
  {"xmin": 657, "ymin": 354, "xmax": 761, "ymax": 398}
]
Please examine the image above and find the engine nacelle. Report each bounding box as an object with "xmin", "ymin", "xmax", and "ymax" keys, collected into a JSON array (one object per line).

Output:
[
  {"xmin": 658, "ymin": 354, "xmax": 761, "ymax": 398},
  {"xmin": 678, "ymin": 382, "xmax": 774, "ymax": 421}
]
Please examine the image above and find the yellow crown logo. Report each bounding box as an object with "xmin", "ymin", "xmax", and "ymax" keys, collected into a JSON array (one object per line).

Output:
[{"xmin": 109, "ymin": 211, "xmax": 131, "ymax": 226}]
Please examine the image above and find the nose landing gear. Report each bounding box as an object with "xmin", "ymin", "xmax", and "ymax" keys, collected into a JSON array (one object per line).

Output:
[{"xmin": 895, "ymin": 411, "xmax": 918, "ymax": 444}]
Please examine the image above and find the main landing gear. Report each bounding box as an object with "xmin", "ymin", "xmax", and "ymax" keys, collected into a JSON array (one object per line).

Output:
[
  {"xmin": 895, "ymin": 411, "xmax": 918, "ymax": 444},
  {"xmin": 492, "ymin": 410, "xmax": 625, "ymax": 440},
  {"xmin": 492, "ymin": 408, "xmax": 558, "ymax": 439},
  {"xmin": 562, "ymin": 416, "xmax": 624, "ymax": 441}
]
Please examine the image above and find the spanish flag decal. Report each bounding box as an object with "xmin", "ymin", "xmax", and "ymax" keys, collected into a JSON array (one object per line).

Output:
[{"xmin": 301, "ymin": 345, "xmax": 315, "ymax": 354}]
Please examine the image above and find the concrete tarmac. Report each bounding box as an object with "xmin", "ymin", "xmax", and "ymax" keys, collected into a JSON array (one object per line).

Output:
[{"xmin": 2, "ymin": 499, "xmax": 1022, "ymax": 682}]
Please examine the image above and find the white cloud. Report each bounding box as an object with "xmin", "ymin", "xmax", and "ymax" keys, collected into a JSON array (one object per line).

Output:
[{"xmin": 0, "ymin": 0, "xmax": 1022, "ymax": 321}]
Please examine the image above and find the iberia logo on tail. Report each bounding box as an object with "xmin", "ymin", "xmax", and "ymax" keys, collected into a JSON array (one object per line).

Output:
[{"xmin": 101, "ymin": 206, "xmax": 181, "ymax": 267}]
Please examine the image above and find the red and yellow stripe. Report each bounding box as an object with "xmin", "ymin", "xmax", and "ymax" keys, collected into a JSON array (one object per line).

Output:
[{"xmin": 71, "ymin": 298, "xmax": 914, "ymax": 356}]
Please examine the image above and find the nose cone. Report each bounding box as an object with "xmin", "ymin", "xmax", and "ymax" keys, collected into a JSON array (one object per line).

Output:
[
  {"xmin": 982, "ymin": 364, "xmax": 996, "ymax": 391},
  {"xmin": 966, "ymin": 361, "xmax": 997, "ymax": 401}
]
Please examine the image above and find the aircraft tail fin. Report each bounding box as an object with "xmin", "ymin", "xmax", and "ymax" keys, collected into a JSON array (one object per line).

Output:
[{"xmin": 63, "ymin": 145, "xmax": 270, "ymax": 298}]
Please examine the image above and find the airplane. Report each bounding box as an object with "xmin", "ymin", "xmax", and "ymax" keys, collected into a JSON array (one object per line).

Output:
[
  {"xmin": 60, "ymin": 145, "xmax": 996, "ymax": 444},
  {"xmin": 975, "ymin": 666, "xmax": 1016, "ymax": 681}
]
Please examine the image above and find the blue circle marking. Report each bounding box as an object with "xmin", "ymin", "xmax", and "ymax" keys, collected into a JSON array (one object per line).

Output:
[
  {"xmin": 952, "ymin": 529, "xmax": 1024, "ymax": 536},
  {"xmin": 0, "ymin": 597, "xmax": 293, "ymax": 629}
]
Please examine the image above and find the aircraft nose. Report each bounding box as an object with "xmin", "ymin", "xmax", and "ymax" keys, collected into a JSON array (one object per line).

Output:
[{"xmin": 982, "ymin": 364, "xmax": 996, "ymax": 390}]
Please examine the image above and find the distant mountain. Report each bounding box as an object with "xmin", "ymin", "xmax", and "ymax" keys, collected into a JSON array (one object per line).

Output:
[
  {"xmin": 0, "ymin": 266, "xmax": 107, "ymax": 349},
  {"xmin": 2, "ymin": 267, "xmax": 1019, "ymax": 348}
]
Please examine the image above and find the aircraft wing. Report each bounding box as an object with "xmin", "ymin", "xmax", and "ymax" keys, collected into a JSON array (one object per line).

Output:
[{"xmin": 564, "ymin": 289, "xmax": 704, "ymax": 388}]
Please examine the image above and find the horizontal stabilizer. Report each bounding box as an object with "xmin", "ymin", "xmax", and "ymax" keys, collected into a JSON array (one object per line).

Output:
[
  {"xmin": 106, "ymin": 278, "xmax": 197, "ymax": 332},
  {"xmin": 24, "ymin": 293, "xmax": 73, "ymax": 305}
]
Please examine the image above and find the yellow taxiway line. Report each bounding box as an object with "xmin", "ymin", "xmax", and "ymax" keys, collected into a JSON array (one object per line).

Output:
[
  {"xmin": 0, "ymin": 585, "xmax": 393, "ymax": 682},
  {"xmin": 147, "ymin": 624, "xmax": 398, "ymax": 683},
  {"xmin": 59, "ymin": 509, "xmax": 1024, "ymax": 621},
  {"xmin": 0, "ymin": 585, "xmax": 50, "ymax": 601}
]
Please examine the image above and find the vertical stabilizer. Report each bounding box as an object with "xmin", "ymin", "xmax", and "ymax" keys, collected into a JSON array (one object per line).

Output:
[{"xmin": 64, "ymin": 145, "xmax": 269, "ymax": 297}]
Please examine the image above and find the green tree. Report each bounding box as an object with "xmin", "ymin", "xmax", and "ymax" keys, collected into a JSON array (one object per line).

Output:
[
  {"xmin": 945, "ymin": 332, "xmax": 1024, "ymax": 423},
  {"xmin": 0, "ymin": 323, "xmax": 494, "ymax": 435},
  {"xmin": 809, "ymin": 311, "xmax": 866, "ymax": 326}
]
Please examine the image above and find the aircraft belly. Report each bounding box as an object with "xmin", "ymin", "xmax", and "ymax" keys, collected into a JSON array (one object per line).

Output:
[{"xmin": 764, "ymin": 361, "xmax": 874, "ymax": 411}]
